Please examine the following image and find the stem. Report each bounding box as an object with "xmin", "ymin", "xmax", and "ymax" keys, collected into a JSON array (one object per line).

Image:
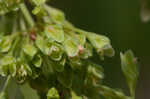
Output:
[
  {"xmin": 20, "ymin": 16, "xmax": 27, "ymax": 32},
  {"xmin": 2, "ymin": 75, "xmax": 11, "ymax": 92},
  {"xmin": 12, "ymin": 17, "xmax": 17, "ymax": 33},
  {"xmin": 20, "ymin": 3, "xmax": 35, "ymax": 28}
]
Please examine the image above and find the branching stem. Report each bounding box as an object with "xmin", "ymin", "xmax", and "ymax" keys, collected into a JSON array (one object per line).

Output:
[{"xmin": 20, "ymin": 3, "xmax": 35, "ymax": 28}]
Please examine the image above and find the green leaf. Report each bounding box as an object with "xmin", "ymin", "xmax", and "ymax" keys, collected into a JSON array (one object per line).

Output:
[
  {"xmin": 35, "ymin": 35, "xmax": 51, "ymax": 55},
  {"xmin": 32, "ymin": 54, "xmax": 42, "ymax": 68},
  {"xmin": 36, "ymin": 36, "xmax": 63, "ymax": 60},
  {"xmin": 52, "ymin": 56, "xmax": 66, "ymax": 72},
  {"xmin": 120, "ymin": 50, "xmax": 139, "ymax": 97},
  {"xmin": 42, "ymin": 56, "xmax": 54, "ymax": 77},
  {"xmin": 75, "ymin": 33, "xmax": 86, "ymax": 46},
  {"xmin": 20, "ymin": 83, "xmax": 40, "ymax": 99},
  {"xmin": 47, "ymin": 87, "xmax": 60, "ymax": 99},
  {"xmin": 63, "ymin": 37, "xmax": 79, "ymax": 57},
  {"xmin": 49, "ymin": 43, "xmax": 63, "ymax": 61},
  {"xmin": 87, "ymin": 62, "xmax": 104, "ymax": 80},
  {"xmin": 102, "ymin": 45, "xmax": 115, "ymax": 57},
  {"xmin": 0, "ymin": 55, "xmax": 14, "ymax": 66},
  {"xmin": 87, "ymin": 33, "xmax": 110, "ymax": 49},
  {"xmin": 87, "ymin": 32, "xmax": 114, "ymax": 58},
  {"xmin": 9, "ymin": 63, "xmax": 16, "ymax": 77},
  {"xmin": 45, "ymin": 24, "xmax": 64, "ymax": 43},
  {"xmin": 80, "ymin": 43, "xmax": 93, "ymax": 59},
  {"xmin": 23, "ymin": 43, "xmax": 37, "ymax": 59},
  {"xmin": 57, "ymin": 66, "xmax": 73, "ymax": 88},
  {"xmin": 0, "ymin": 36, "xmax": 12, "ymax": 53},
  {"xmin": 0, "ymin": 55, "xmax": 16, "ymax": 76},
  {"xmin": 69, "ymin": 56, "xmax": 83, "ymax": 69},
  {"xmin": 45, "ymin": 5, "xmax": 65, "ymax": 24},
  {"xmin": 23, "ymin": 64, "xmax": 32, "ymax": 76}
]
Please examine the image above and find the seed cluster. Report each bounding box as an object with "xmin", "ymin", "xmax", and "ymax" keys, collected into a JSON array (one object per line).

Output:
[{"xmin": 0, "ymin": 0, "xmax": 138, "ymax": 99}]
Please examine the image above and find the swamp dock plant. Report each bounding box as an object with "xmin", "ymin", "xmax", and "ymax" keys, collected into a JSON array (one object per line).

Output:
[{"xmin": 0, "ymin": 0, "xmax": 139, "ymax": 99}]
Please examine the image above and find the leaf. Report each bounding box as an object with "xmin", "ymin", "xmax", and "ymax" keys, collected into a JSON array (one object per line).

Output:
[
  {"xmin": 32, "ymin": 54, "xmax": 42, "ymax": 68},
  {"xmin": 57, "ymin": 66, "xmax": 73, "ymax": 88},
  {"xmin": 75, "ymin": 33, "xmax": 86, "ymax": 46},
  {"xmin": 87, "ymin": 32, "xmax": 114, "ymax": 58},
  {"xmin": 23, "ymin": 43, "xmax": 37, "ymax": 60},
  {"xmin": 120, "ymin": 50, "xmax": 139, "ymax": 97},
  {"xmin": 23, "ymin": 64, "xmax": 32, "ymax": 76},
  {"xmin": 69, "ymin": 56, "xmax": 83, "ymax": 69},
  {"xmin": 49, "ymin": 43, "xmax": 63, "ymax": 61},
  {"xmin": 45, "ymin": 5, "xmax": 65, "ymax": 24},
  {"xmin": 9, "ymin": 63, "xmax": 16, "ymax": 77},
  {"xmin": 87, "ymin": 62, "xmax": 104, "ymax": 80},
  {"xmin": 20, "ymin": 83, "xmax": 40, "ymax": 99},
  {"xmin": 52, "ymin": 56, "xmax": 66, "ymax": 72},
  {"xmin": 87, "ymin": 33, "xmax": 110, "ymax": 49},
  {"xmin": 0, "ymin": 36, "xmax": 12, "ymax": 53},
  {"xmin": 42, "ymin": 56, "xmax": 54, "ymax": 77},
  {"xmin": 80, "ymin": 43, "xmax": 93, "ymax": 59},
  {"xmin": 0, "ymin": 55, "xmax": 14, "ymax": 66},
  {"xmin": 36, "ymin": 36, "xmax": 63, "ymax": 60},
  {"xmin": 102, "ymin": 45, "xmax": 115, "ymax": 57},
  {"xmin": 63, "ymin": 38, "xmax": 79, "ymax": 57},
  {"xmin": 47, "ymin": 87, "xmax": 60, "ymax": 99},
  {"xmin": 0, "ymin": 55, "xmax": 16, "ymax": 76},
  {"xmin": 45, "ymin": 24, "xmax": 64, "ymax": 43},
  {"xmin": 35, "ymin": 35, "xmax": 51, "ymax": 55}
]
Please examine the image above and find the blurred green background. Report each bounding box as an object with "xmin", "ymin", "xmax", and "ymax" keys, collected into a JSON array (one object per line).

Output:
[{"xmin": 51, "ymin": 0, "xmax": 150, "ymax": 98}]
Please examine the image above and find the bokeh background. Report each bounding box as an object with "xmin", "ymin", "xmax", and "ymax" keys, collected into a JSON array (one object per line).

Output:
[{"xmin": 50, "ymin": 0, "xmax": 150, "ymax": 99}]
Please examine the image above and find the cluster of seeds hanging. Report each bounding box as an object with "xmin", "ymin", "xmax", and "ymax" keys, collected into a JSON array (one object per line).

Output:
[{"xmin": 0, "ymin": 0, "xmax": 139, "ymax": 99}]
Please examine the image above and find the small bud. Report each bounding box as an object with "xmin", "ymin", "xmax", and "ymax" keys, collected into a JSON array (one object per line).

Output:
[
  {"xmin": 30, "ymin": 31, "xmax": 36, "ymax": 41},
  {"xmin": 78, "ymin": 45, "xmax": 84, "ymax": 54},
  {"xmin": 30, "ymin": 33, "xmax": 36, "ymax": 41}
]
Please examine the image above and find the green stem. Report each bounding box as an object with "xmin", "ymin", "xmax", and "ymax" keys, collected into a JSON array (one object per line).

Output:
[
  {"xmin": 2, "ymin": 75, "xmax": 11, "ymax": 92},
  {"xmin": 20, "ymin": 3, "xmax": 35, "ymax": 28},
  {"xmin": 20, "ymin": 16, "xmax": 27, "ymax": 32},
  {"xmin": 12, "ymin": 17, "xmax": 17, "ymax": 33}
]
